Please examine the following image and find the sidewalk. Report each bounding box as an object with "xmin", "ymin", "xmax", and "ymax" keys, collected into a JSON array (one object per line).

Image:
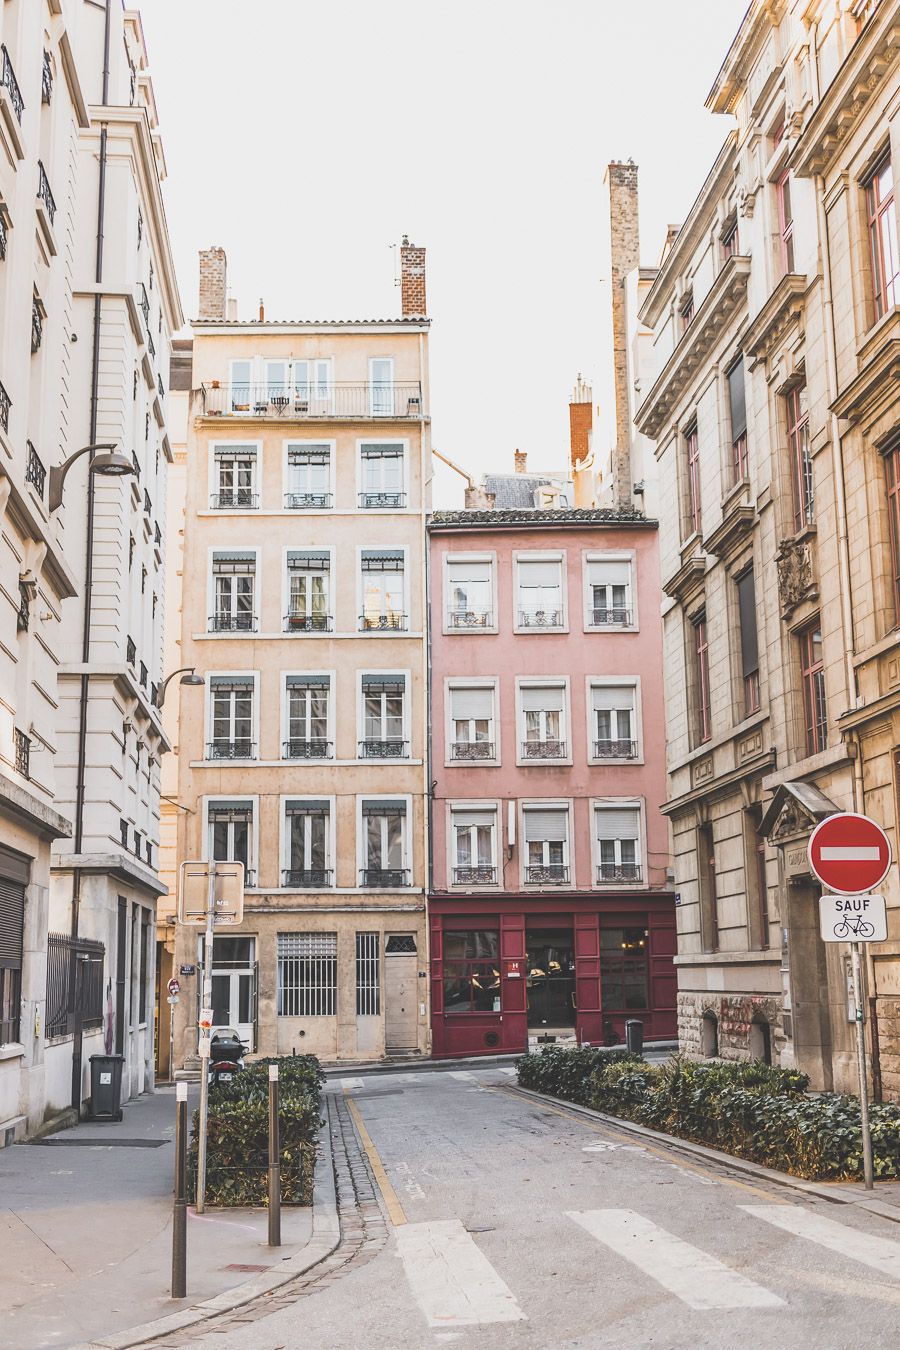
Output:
[{"xmin": 0, "ymin": 1087, "xmax": 318, "ymax": 1350}]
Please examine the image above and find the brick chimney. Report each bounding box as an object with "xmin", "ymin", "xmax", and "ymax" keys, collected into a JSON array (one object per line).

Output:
[
  {"xmin": 514, "ymin": 449, "xmax": 527, "ymax": 474},
  {"xmin": 606, "ymin": 162, "xmax": 640, "ymax": 509},
  {"xmin": 400, "ymin": 236, "xmax": 427, "ymax": 316},
  {"xmin": 569, "ymin": 374, "xmax": 592, "ymax": 470},
  {"xmin": 198, "ymin": 246, "xmax": 227, "ymax": 321}
]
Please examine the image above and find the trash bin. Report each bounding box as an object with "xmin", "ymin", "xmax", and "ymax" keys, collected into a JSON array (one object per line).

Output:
[
  {"xmin": 625, "ymin": 1019, "xmax": 644, "ymax": 1058},
  {"xmin": 89, "ymin": 1054, "xmax": 125, "ymax": 1121}
]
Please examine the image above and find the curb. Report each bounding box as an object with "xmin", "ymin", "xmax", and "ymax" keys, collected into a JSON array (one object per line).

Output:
[
  {"xmin": 75, "ymin": 1106, "xmax": 341, "ymax": 1350},
  {"xmin": 508, "ymin": 1082, "xmax": 900, "ymax": 1228},
  {"xmin": 322, "ymin": 1042, "xmax": 678, "ymax": 1079}
]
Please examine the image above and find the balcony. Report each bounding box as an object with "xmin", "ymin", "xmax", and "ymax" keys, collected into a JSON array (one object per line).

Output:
[
  {"xmin": 448, "ymin": 608, "xmax": 493, "ymax": 629},
  {"xmin": 1, "ymin": 46, "xmax": 24, "ymax": 124},
  {"xmin": 209, "ymin": 613, "xmax": 257, "ymax": 633},
  {"xmin": 0, "ymin": 214, "xmax": 7, "ymax": 260},
  {"xmin": 360, "ymin": 867, "xmax": 409, "ymax": 888},
  {"xmin": 282, "ymin": 868, "xmax": 333, "ymax": 888},
  {"xmin": 284, "ymin": 612, "xmax": 332, "ymax": 633},
  {"xmin": 597, "ymin": 863, "xmax": 642, "ymax": 884},
  {"xmin": 17, "ymin": 582, "xmax": 29, "ymax": 633},
  {"xmin": 200, "ymin": 381, "xmax": 424, "ymax": 420},
  {"xmin": 14, "ymin": 728, "xmax": 30, "ymax": 779},
  {"xmin": 42, "ymin": 50, "xmax": 52, "ymax": 104},
  {"xmin": 139, "ymin": 662, "xmax": 148, "ymax": 689},
  {"xmin": 593, "ymin": 739, "xmax": 637, "ymax": 758},
  {"xmin": 285, "ymin": 492, "xmax": 332, "ymax": 510},
  {"xmin": 525, "ymin": 864, "xmax": 569, "ymax": 885},
  {"xmin": 37, "ymin": 161, "xmax": 56, "ymax": 227},
  {"xmin": 0, "ymin": 380, "xmax": 10, "ymax": 434},
  {"xmin": 518, "ymin": 607, "xmax": 563, "ymax": 628},
  {"xmin": 451, "ymin": 740, "xmax": 495, "ymax": 761},
  {"xmin": 359, "ymin": 613, "xmax": 408, "ymax": 632},
  {"xmin": 138, "ymin": 282, "xmax": 150, "ymax": 327},
  {"xmin": 143, "ymin": 489, "xmax": 152, "ymax": 516},
  {"xmin": 522, "ymin": 739, "xmax": 566, "ymax": 759},
  {"xmin": 25, "ymin": 442, "xmax": 46, "ymax": 498},
  {"xmin": 591, "ymin": 607, "xmax": 632, "ymax": 627},
  {"xmin": 31, "ymin": 299, "xmax": 43, "ymax": 354},
  {"xmin": 210, "ymin": 491, "xmax": 258, "ymax": 510},
  {"xmin": 359, "ymin": 491, "xmax": 407, "ymax": 509},
  {"xmin": 147, "ymin": 329, "xmax": 156, "ymax": 361},
  {"xmin": 132, "ymin": 450, "xmax": 141, "ymax": 479},
  {"xmin": 154, "ymin": 522, "xmax": 162, "ymax": 547},
  {"xmin": 283, "ymin": 739, "xmax": 332, "ymax": 759},
  {"xmin": 359, "ymin": 739, "xmax": 408, "ymax": 758},
  {"xmin": 453, "ymin": 865, "xmax": 497, "ymax": 885},
  {"xmin": 207, "ymin": 740, "xmax": 256, "ymax": 760},
  {"xmin": 126, "ymin": 636, "xmax": 137, "ymax": 667}
]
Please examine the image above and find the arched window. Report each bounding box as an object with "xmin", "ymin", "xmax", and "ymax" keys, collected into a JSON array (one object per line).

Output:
[
  {"xmin": 749, "ymin": 1015, "xmax": 772, "ymax": 1066},
  {"xmin": 701, "ymin": 1010, "xmax": 719, "ymax": 1058}
]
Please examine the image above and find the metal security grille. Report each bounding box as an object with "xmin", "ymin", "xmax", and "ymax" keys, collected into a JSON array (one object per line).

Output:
[
  {"xmin": 46, "ymin": 934, "xmax": 105, "ymax": 1038},
  {"xmin": 355, "ymin": 932, "xmax": 380, "ymax": 1016},
  {"xmin": 277, "ymin": 932, "xmax": 336, "ymax": 1017}
]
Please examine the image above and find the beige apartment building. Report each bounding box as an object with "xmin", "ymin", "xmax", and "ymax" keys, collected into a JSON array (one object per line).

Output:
[
  {"xmin": 632, "ymin": 0, "xmax": 900, "ymax": 1096},
  {"xmin": 171, "ymin": 243, "xmax": 431, "ymax": 1067}
]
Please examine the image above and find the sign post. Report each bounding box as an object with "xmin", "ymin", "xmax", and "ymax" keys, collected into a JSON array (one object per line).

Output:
[{"xmin": 808, "ymin": 813, "xmax": 892, "ymax": 1193}]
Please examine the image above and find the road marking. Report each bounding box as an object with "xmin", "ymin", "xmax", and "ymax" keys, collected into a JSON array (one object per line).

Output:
[
  {"xmin": 567, "ymin": 1209, "xmax": 783, "ymax": 1310},
  {"xmin": 499, "ymin": 1067, "xmax": 516, "ymax": 1076},
  {"xmin": 742, "ymin": 1205, "xmax": 900, "ymax": 1280},
  {"xmin": 820, "ymin": 847, "xmax": 881, "ymax": 860},
  {"xmin": 395, "ymin": 1219, "xmax": 526, "ymax": 1326},
  {"xmin": 345, "ymin": 1095, "xmax": 407, "ymax": 1227},
  {"xmin": 448, "ymin": 1071, "xmax": 478, "ymax": 1084},
  {"xmin": 340, "ymin": 1077, "xmax": 365, "ymax": 1092}
]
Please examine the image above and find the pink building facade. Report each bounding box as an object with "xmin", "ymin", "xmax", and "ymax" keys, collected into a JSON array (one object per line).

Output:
[{"xmin": 428, "ymin": 508, "xmax": 676, "ymax": 1058}]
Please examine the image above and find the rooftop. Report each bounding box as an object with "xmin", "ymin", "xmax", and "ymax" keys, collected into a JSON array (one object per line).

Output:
[
  {"xmin": 429, "ymin": 507, "xmax": 655, "ymax": 530},
  {"xmin": 191, "ymin": 317, "xmax": 430, "ymax": 329}
]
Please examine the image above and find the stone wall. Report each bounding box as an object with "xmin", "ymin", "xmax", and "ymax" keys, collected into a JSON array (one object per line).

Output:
[{"xmin": 678, "ymin": 990, "xmax": 784, "ymax": 1064}]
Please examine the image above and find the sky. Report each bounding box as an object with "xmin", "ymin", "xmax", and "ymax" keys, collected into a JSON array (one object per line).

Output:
[{"xmin": 139, "ymin": 0, "xmax": 748, "ymax": 506}]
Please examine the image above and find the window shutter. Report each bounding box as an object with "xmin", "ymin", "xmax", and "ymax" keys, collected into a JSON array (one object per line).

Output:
[
  {"xmin": 728, "ymin": 359, "xmax": 747, "ymax": 440},
  {"xmin": 0, "ymin": 878, "xmax": 25, "ymax": 970},
  {"xmin": 210, "ymin": 675, "xmax": 254, "ymax": 691},
  {"xmin": 523, "ymin": 809, "xmax": 568, "ymax": 842},
  {"xmin": 361, "ymin": 550, "xmax": 404, "ymax": 571},
  {"xmin": 212, "ymin": 552, "xmax": 255, "ymax": 573},
  {"xmin": 360, "ymin": 443, "xmax": 403, "ymax": 459},
  {"xmin": 595, "ymin": 808, "xmax": 640, "ymax": 841},
  {"xmin": 285, "ymin": 800, "xmax": 330, "ymax": 815},
  {"xmin": 520, "ymin": 684, "xmax": 565, "ymax": 713},
  {"xmin": 362, "ymin": 673, "xmax": 406, "ymax": 691},
  {"xmin": 362, "ymin": 799, "xmax": 407, "ymax": 816},
  {"xmin": 286, "ymin": 674, "xmax": 330, "ymax": 688},
  {"xmin": 214, "ymin": 445, "xmax": 257, "ymax": 459},
  {"xmin": 208, "ymin": 801, "xmax": 253, "ymax": 818},
  {"xmin": 447, "ymin": 560, "xmax": 490, "ymax": 584},
  {"xmin": 737, "ymin": 570, "xmax": 759, "ymax": 677},
  {"xmin": 450, "ymin": 686, "xmax": 493, "ymax": 720},
  {"xmin": 287, "ymin": 551, "xmax": 330, "ymax": 571},
  {"xmin": 588, "ymin": 559, "xmax": 631, "ymax": 587},
  {"xmin": 451, "ymin": 808, "xmax": 496, "ymax": 829},
  {"xmin": 287, "ymin": 444, "xmax": 330, "ymax": 464},
  {"xmin": 591, "ymin": 685, "xmax": 634, "ymax": 712},
  {"xmin": 518, "ymin": 560, "xmax": 560, "ymax": 586}
]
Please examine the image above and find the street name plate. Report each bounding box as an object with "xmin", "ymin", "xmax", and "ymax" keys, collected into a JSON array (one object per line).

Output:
[{"xmin": 818, "ymin": 893, "xmax": 887, "ymax": 943}]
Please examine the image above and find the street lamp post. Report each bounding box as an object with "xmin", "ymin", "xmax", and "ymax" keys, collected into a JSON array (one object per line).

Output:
[
  {"xmin": 155, "ymin": 668, "xmax": 205, "ymax": 709},
  {"xmin": 48, "ymin": 442, "xmax": 134, "ymax": 514}
]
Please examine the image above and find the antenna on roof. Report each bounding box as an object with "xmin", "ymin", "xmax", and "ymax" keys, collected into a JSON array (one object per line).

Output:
[{"xmin": 390, "ymin": 242, "xmax": 400, "ymax": 289}]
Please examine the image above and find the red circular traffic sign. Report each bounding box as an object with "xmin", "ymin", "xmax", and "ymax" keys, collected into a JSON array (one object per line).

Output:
[
  {"xmin": 808, "ymin": 812, "xmax": 892, "ymax": 894},
  {"xmin": 167, "ymin": 977, "xmax": 180, "ymax": 996}
]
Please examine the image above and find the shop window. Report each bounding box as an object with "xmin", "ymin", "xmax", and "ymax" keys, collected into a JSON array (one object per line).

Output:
[
  {"xmin": 600, "ymin": 926, "xmax": 649, "ymax": 1010},
  {"xmin": 442, "ymin": 930, "xmax": 500, "ymax": 1013}
]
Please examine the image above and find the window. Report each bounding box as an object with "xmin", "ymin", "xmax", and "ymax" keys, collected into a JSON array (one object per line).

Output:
[
  {"xmin": 0, "ymin": 850, "xmax": 28, "ymax": 1045},
  {"xmin": 519, "ymin": 683, "xmax": 567, "ymax": 760},
  {"xmin": 360, "ymin": 550, "xmax": 406, "ymax": 631},
  {"xmin": 446, "ymin": 558, "xmax": 493, "ymax": 628},
  {"xmin": 277, "ymin": 932, "xmax": 336, "ymax": 1016},
  {"xmin": 736, "ymin": 570, "xmax": 760, "ymax": 716},
  {"xmin": 285, "ymin": 444, "xmax": 331, "ymax": 509},
  {"xmin": 211, "ymin": 552, "xmax": 256, "ymax": 632},
  {"xmin": 443, "ymin": 930, "xmax": 500, "ymax": 1013},
  {"xmin": 727, "ymin": 358, "xmax": 748, "ymax": 483},
  {"xmin": 884, "ymin": 440, "xmax": 900, "ymax": 621},
  {"xmin": 208, "ymin": 676, "xmax": 255, "ymax": 759},
  {"xmin": 595, "ymin": 807, "xmax": 641, "ymax": 883},
  {"xmin": 212, "ymin": 445, "xmax": 258, "ymax": 509},
  {"xmin": 228, "ymin": 359, "xmax": 253, "ymax": 412},
  {"xmin": 369, "ymin": 357, "xmax": 394, "ymax": 415},
  {"xmin": 138, "ymin": 914, "xmax": 149, "ymax": 1023},
  {"xmin": 591, "ymin": 685, "xmax": 637, "ymax": 758},
  {"xmin": 745, "ymin": 806, "xmax": 769, "ymax": 950},
  {"xmin": 523, "ymin": 807, "xmax": 569, "ymax": 884},
  {"xmin": 449, "ymin": 685, "xmax": 495, "ymax": 760},
  {"xmin": 866, "ymin": 153, "xmax": 898, "ymax": 320},
  {"xmin": 360, "ymin": 443, "xmax": 405, "ymax": 509},
  {"xmin": 356, "ymin": 933, "xmax": 380, "ymax": 1015},
  {"xmin": 600, "ymin": 926, "xmax": 649, "ymax": 1010},
  {"xmin": 361, "ymin": 675, "xmax": 407, "ymax": 757},
  {"xmin": 697, "ymin": 823, "xmax": 719, "ymax": 953},
  {"xmin": 283, "ymin": 800, "xmax": 331, "ymax": 887},
  {"xmin": 451, "ymin": 807, "xmax": 497, "ymax": 884},
  {"xmin": 777, "ymin": 170, "xmax": 795, "ymax": 274},
  {"xmin": 587, "ymin": 557, "xmax": 632, "ymax": 627},
  {"xmin": 517, "ymin": 557, "xmax": 564, "ymax": 628},
  {"xmin": 684, "ymin": 422, "xmax": 701, "ymax": 536},
  {"xmin": 799, "ymin": 623, "xmax": 827, "ymax": 756},
  {"xmin": 285, "ymin": 675, "xmax": 330, "ymax": 758},
  {"xmin": 692, "ymin": 611, "xmax": 711, "ymax": 744},
  {"xmin": 285, "ymin": 551, "xmax": 331, "ymax": 632},
  {"xmin": 679, "ymin": 290, "xmax": 694, "ymax": 332},
  {"xmin": 290, "ymin": 359, "xmax": 333, "ymax": 412},
  {"xmin": 361, "ymin": 800, "xmax": 407, "ymax": 886},
  {"xmin": 208, "ymin": 800, "xmax": 254, "ymax": 885},
  {"xmin": 785, "ymin": 384, "xmax": 814, "ymax": 533},
  {"xmin": 721, "ymin": 218, "xmax": 738, "ymax": 260}
]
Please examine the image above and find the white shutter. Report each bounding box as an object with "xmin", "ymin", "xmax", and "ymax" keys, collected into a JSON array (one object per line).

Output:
[
  {"xmin": 450, "ymin": 686, "xmax": 493, "ymax": 720},
  {"xmin": 595, "ymin": 808, "xmax": 640, "ymax": 841},
  {"xmin": 523, "ymin": 809, "xmax": 568, "ymax": 842},
  {"xmin": 520, "ymin": 684, "xmax": 565, "ymax": 713},
  {"xmin": 591, "ymin": 685, "xmax": 634, "ymax": 712},
  {"xmin": 518, "ymin": 560, "xmax": 561, "ymax": 586},
  {"xmin": 588, "ymin": 560, "xmax": 631, "ymax": 587},
  {"xmin": 451, "ymin": 809, "xmax": 496, "ymax": 829},
  {"xmin": 447, "ymin": 560, "xmax": 490, "ymax": 584}
]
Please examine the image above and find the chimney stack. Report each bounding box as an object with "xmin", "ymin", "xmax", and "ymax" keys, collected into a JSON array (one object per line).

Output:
[
  {"xmin": 514, "ymin": 449, "xmax": 527, "ymax": 474},
  {"xmin": 198, "ymin": 246, "xmax": 227, "ymax": 321},
  {"xmin": 606, "ymin": 162, "xmax": 640, "ymax": 510},
  {"xmin": 400, "ymin": 235, "xmax": 427, "ymax": 316},
  {"xmin": 259, "ymin": 298, "xmax": 265, "ymax": 323},
  {"xmin": 569, "ymin": 374, "xmax": 593, "ymax": 470}
]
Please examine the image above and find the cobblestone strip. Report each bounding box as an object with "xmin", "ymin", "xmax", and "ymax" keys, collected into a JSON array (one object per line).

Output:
[{"xmin": 151, "ymin": 1095, "xmax": 389, "ymax": 1345}]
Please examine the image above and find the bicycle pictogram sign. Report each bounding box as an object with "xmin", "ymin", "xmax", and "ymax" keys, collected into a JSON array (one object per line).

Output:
[{"xmin": 818, "ymin": 893, "xmax": 887, "ymax": 944}]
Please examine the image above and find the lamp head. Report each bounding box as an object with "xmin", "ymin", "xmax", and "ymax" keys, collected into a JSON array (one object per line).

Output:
[
  {"xmin": 180, "ymin": 672, "xmax": 205, "ymax": 688},
  {"xmin": 90, "ymin": 450, "xmax": 134, "ymax": 477}
]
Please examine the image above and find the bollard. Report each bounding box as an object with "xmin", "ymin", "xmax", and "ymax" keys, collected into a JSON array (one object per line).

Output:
[
  {"xmin": 268, "ymin": 1063, "xmax": 281, "ymax": 1247},
  {"xmin": 172, "ymin": 1081, "xmax": 188, "ymax": 1298}
]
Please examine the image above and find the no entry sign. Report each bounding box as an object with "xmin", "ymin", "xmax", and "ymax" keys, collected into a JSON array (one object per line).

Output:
[{"xmin": 808, "ymin": 812, "xmax": 892, "ymax": 894}]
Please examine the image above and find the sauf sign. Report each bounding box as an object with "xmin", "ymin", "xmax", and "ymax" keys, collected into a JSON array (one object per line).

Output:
[{"xmin": 818, "ymin": 892, "xmax": 888, "ymax": 944}]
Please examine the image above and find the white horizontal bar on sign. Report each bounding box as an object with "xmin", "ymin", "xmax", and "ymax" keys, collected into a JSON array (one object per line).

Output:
[
  {"xmin": 819, "ymin": 847, "xmax": 881, "ymax": 860},
  {"xmin": 741, "ymin": 1205, "xmax": 900, "ymax": 1280},
  {"xmin": 395, "ymin": 1219, "xmax": 526, "ymax": 1327},
  {"xmin": 567, "ymin": 1209, "xmax": 783, "ymax": 1310}
]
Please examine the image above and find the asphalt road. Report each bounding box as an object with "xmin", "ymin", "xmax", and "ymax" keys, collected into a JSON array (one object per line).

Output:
[{"xmin": 199, "ymin": 1064, "xmax": 900, "ymax": 1349}]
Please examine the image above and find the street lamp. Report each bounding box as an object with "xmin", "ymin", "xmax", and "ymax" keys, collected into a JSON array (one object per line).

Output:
[
  {"xmin": 48, "ymin": 441, "xmax": 134, "ymax": 512},
  {"xmin": 155, "ymin": 667, "xmax": 205, "ymax": 709}
]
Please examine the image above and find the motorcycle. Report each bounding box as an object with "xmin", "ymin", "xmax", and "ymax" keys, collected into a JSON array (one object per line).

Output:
[{"xmin": 208, "ymin": 1027, "xmax": 247, "ymax": 1088}]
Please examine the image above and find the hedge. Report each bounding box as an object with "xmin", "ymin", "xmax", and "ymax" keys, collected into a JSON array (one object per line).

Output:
[
  {"xmin": 187, "ymin": 1054, "xmax": 323, "ymax": 1206},
  {"xmin": 517, "ymin": 1047, "xmax": 900, "ymax": 1181}
]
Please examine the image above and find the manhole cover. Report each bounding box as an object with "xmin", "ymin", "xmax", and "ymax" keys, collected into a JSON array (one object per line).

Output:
[{"xmin": 30, "ymin": 1138, "xmax": 167, "ymax": 1148}]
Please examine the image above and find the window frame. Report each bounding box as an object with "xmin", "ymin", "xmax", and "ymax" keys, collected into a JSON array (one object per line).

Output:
[
  {"xmin": 358, "ymin": 669, "xmax": 411, "ymax": 761},
  {"xmin": 583, "ymin": 550, "xmax": 637, "ymax": 631},
  {"xmin": 443, "ymin": 551, "xmax": 497, "ymax": 634},
  {"xmin": 777, "ymin": 168, "xmax": 795, "ymax": 274},
  {"xmin": 735, "ymin": 568, "xmax": 761, "ymax": 719},
  {"xmin": 357, "ymin": 793, "xmax": 412, "ymax": 888},
  {"xmin": 592, "ymin": 798, "xmax": 644, "ymax": 887},
  {"xmin": 865, "ymin": 151, "xmax": 898, "ymax": 322},
  {"xmin": 520, "ymin": 800, "xmax": 572, "ymax": 888},
  {"xmin": 208, "ymin": 440, "xmax": 262, "ymax": 511},
  {"xmin": 513, "ymin": 550, "xmax": 567, "ymax": 633},
  {"xmin": 684, "ymin": 421, "xmax": 701, "ymax": 539},
  {"xmin": 282, "ymin": 546, "xmax": 333, "ymax": 633},
  {"xmin": 444, "ymin": 677, "xmax": 500, "ymax": 766},
  {"xmin": 276, "ymin": 930, "xmax": 337, "ymax": 1017},
  {"xmin": 281, "ymin": 670, "xmax": 334, "ymax": 761},
  {"xmin": 691, "ymin": 609, "xmax": 712, "ymax": 745},
  {"xmin": 279, "ymin": 794, "xmax": 336, "ymax": 889},
  {"xmin": 447, "ymin": 800, "xmax": 500, "ymax": 888},
  {"xmin": 208, "ymin": 546, "xmax": 259, "ymax": 634},
  {"xmin": 203, "ymin": 794, "xmax": 259, "ymax": 888},
  {"xmin": 206, "ymin": 670, "xmax": 259, "ymax": 761},
  {"xmin": 357, "ymin": 545, "xmax": 409, "ymax": 632},
  {"xmin": 586, "ymin": 676, "xmax": 642, "ymax": 764},
  {"xmin": 785, "ymin": 383, "xmax": 813, "ymax": 533},
  {"xmin": 368, "ymin": 356, "xmax": 395, "ymax": 416},
  {"xmin": 884, "ymin": 439, "xmax": 900, "ymax": 625},
  {"xmin": 726, "ymin": 356, "xmax": 748, "ymax": 485},
  {"xmin": 798, "ymin": 621, "xmax": 827, "ymax": 757},
  {"xmin": 356, "ymin": 438, "xmax": 409, "ymax": 511},
  {"xmin": 282, "ymin": 438, "xmax": 335, "ymax": 511},
  {"xmin": 515, "ymin": 677, "xmax": 571, "ymax": 766}
]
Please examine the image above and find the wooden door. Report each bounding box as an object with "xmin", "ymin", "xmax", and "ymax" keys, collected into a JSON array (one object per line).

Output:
[{"xmin": 385, "ymin": 946, "xmax": 417, "ymax": 1050}]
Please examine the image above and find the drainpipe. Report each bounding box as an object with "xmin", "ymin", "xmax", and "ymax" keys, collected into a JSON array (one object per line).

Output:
[{"xmin": 420, "ymin": 329, "xmax": 433, "ymax": 1055}]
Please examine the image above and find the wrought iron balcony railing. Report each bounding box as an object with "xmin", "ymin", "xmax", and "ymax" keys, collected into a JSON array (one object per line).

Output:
[
  {"xmin": 591, "ymin": 607, "xmax": 632, "ymax": 627},
  {"xmin": 284, "ymin": 612, "xmax": 332, "ymax": 633},
  {"xmin": 14, "ymin": 728, "xmax": 30, "ymax": 779},
  {"xmin": 282, "ymin": 868, "xmax": 333, "ymax": 888},
  {"xmin": 359, "ymin": 491, "xmax": 407, "ymax": 509},
  {"xmin": 17, "ymin": 581, "xmax": 29, "ymax": 633},
  {"xmin": 0, "ymin": 380, "xmax": 9, "ymax": 434},
  {"xmin": 360, "ymin": 867, "xmax": 409, "ymax": 888},
  {"xmin": 42, "ymin": 49, "xmax": 52, "ymax": 104},
  {"xmin": 138, "ymin": 282, "xmax": 150, "ymax": 326},
  {"xmin": 597, "ymin": 863, "xmax": 643, "ymax": 884},
  {"xmin": 201, "ymin": 381, "xmax": 424, "ymax": 420},
  {"xmin": 448, "ymin": 609, "xmax": 492, "ymax": 629},
  {"xmin": 154, "ymin": 522, "xmax": 162, "ymax": 547},
  {"xmin": 522, "ymin": 740, "xmax": 566, "ymax": 759},
  {"xmin": 453, "ymin": 865, "xmax": 497, "ymax": 885},
  {"xmin": 209, "ymin": 613, "xmax": 257, "ymax": 633},
  {"xmin": 359, "ymin": 613, "xmax": 408, "ymax": 632},
  {"xmin": 132, "ymin": 450, "xmax": 141, "ymax": 479},
  {"xmin": 126, "ymin": 636, "xmax": 137, "ymax": 666},
  {"xmin": 283, "ymin": 739, "xmax": 332, "ymax": 759},
  {"xmin": 451, "ymin": 740, "xmax": 495, "ymax": 761},
  {"xmin": 359, "ymin": 739, "xmax": 408, "ymax": 758},
  {"xmin": 1, "ymin": 46, "xmax": 24, "ymax": 124},
  {"xmin": 593, "ymin": 739, "xmax": 637, "ymax": 758},
  {"xmin": 139, "ymin": 662, "xmax": 148, "ymax": 689},
  {"xmin": 31, "ymin": 299, "xmax": 42, "ymax": 353},
  {"xmin": 207, "ymin": 740, "xmax": 256, "ymax": 760},
  {"xmin": 25, "ymin": 442, "xmax": 46, "ymax": 498},
  {"xmin": 518, "ymin": 607, "xmax": 563, "ymax": 628},
  {"xmin": 147, "ymin": 329, "xmax": 156, "ymax": 361},
  {"xmin": 525, "ymin": 864, "xmax": 569, "ymax": 885},
  {"xmin": 143, "ymin": 489, "xmax": 152, "ymax": 516},
  {"xmin": 210, "ymin": 491, "xmax": 258, "ymax": 510},
  {"xmin": 285, "ymin": 491, "xmax": 332, "ymax": 510},
  {"xmin": 0, "ymin": 213, "xmax": 7, "ymax": 261},
  {"xmin": 37, "ymin": 162, "xmax": 56, "ymax": 226}
]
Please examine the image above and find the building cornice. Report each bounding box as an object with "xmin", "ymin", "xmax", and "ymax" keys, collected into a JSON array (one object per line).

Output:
[
  {"xmin": 191, "ymin": 319, "xmax": 431, "ymax": 335},
  {"xmin": 428, "ymin": 508, "xmax": 656, "ymax": 532},
  {"xmin": 661, "ymin": 749, "xmax": 777, "ymax": 818},
  {"xmin": 705, "ymin": 1, "xmax": 788, "ymax": 115},
  {"xmin": 0, "ymin": 770, "xmax": 72, "ymax": 841},
  {"xmin": 830, "ymin": 335, "xmax": 900, "ymax": 426},
  {"xmin": 58, "ymin": 665, "xmax": 173, "ymax": 752},
  {"xmin": 58, "ymin": 31, "xmax": 90, "ymax": 129},
  {"xmin": 741, "ymin": 272, "xmax": 808, "ymax": 361},
  {"xmin": 50, "ymin": 851, "xmax": 167, "ymax": 898},
  {"xmin": 0, "ymin": 466, "xmax": 78, "ymax": 600}
]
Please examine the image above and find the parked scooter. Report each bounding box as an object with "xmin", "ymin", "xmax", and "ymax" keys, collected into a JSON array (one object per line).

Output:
[{"xmin": 208, "ymin": 1027, "xmax": 247, "ymax": 1088}]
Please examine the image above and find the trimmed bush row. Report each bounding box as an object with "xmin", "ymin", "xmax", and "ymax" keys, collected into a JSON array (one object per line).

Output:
[
  {"xmin": 188, "ymin": 1054, "xmax": 323, "ymax": 1206},
  {"xmin": 517, "ymin": 1046, "xmax": 900, "ymax": 1181}
]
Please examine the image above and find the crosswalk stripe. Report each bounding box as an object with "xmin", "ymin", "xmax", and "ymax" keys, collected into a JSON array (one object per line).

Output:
[
  {"xmin": 340, "ymin": 1078, "xmax": 365, "ymax": 1091},
  {"xmin": 742, "ymin": 1205, "xmax": 900, "ymax": 1280},
  {"xmin": 567, "ymin": 1209, "xmax": 783, "ymax": 1310},
  {"xmin": 395, "ymin": 1219, "xmax": 526, "ymax": 1326}
]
